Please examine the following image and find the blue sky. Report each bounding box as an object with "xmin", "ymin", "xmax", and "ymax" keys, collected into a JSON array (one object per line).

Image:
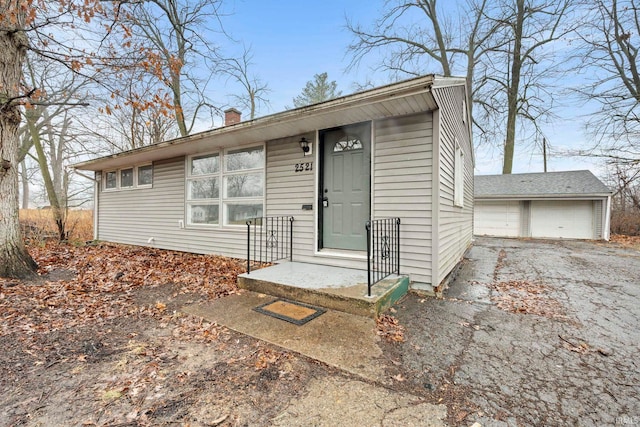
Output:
[{"xmin": 220, "ymin": 0, "xmax": 603, "ymax": 176}]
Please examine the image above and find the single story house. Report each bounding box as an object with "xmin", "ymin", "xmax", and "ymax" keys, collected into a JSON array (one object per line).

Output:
[
  {"xmin": 474, "ymin": 170, "xmax": 612, "ymax": 240},
  {"xmin": 74, "ymin": 75, "xmax": 474, "ymax": 291}
]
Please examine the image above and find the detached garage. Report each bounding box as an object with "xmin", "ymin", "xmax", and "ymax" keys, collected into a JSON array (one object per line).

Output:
[{"xmin": 474, "ymin": 170, "xmax": 612, "ymax": 240}]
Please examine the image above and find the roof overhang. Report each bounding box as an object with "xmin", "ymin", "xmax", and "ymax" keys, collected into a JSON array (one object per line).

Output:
[{"xmin": 74, "ymin": 75, "xmax": 441, "ymax": 171}]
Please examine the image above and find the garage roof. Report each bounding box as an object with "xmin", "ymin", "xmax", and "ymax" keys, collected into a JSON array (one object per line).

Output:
[{"xmin": 475, "ymin": 170, "xmax": 612, "ymax": 199}]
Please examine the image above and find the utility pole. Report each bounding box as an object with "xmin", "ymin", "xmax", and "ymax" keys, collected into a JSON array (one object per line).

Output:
[{"xmin": 542, "ymin": 137, "xmax": 547, "ymax": 173}]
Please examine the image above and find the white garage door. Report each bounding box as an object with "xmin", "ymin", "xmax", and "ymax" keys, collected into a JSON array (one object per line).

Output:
[
  {"xmin": 530, "ymin": 200, "xmax": 594, "ymax": 239},
  {"xmin": 475, "ymin": 201, "xmax": 521, "ymax": 237}
]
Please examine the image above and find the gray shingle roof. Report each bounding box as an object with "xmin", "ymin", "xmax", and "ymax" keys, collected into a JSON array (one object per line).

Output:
[{"xmin": 475, "ymin": 170, "xmax": 611, "ymax": 198}]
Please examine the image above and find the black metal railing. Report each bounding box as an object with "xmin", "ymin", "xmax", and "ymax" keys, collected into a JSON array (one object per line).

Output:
[
  {"xmin": 246, "ymin": 216, "xmax": 294, "ymax": 273},
  {"xmin": 366, "ymin": 218, "xmax": 401, "ymax": 296}
]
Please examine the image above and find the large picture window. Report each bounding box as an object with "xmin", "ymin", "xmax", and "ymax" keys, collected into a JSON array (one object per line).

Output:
[
  {"xmin": 187, "ymin": 153, "xmax": 220, "ymax": 225},
  {"xmin": 224, "ymin": 146, "xmax": 264, "ymax": 225},
  {"xmin": 186, "ymin": 146, "xmax": 264, "ymax": 226}
]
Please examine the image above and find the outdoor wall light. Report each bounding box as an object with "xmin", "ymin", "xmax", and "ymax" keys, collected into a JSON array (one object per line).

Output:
[{"xmin": 299, "ymin": 137, "xmax": 310, "ymax": 155}]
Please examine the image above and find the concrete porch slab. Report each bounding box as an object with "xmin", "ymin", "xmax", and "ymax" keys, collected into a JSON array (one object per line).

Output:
[
  {"xmin": 182, "ymin": 291, "xmax": 388, "ymax": 383},
  {"xmin": 237, "ymin": 262, "xmax": 409, "ymax": 318}
]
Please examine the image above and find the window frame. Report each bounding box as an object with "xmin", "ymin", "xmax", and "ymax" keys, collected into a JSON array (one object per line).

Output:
[
  {"xmin": 104, "ymin": 170, "xmax": 118, "ymax": 191},
  {"xmin": 186, "ymin": 151, "xmax": 221, "ymax": 226},
  {"xmin": 222, "ymin": 145, "xmax": 265, "ymax": 226},
  {"xmin": 102, "ymin": 164, "xmax": 154, "ymax": 191},
  {"xmin": 137, "ymin": 164, "xmax": 154, "ymax": 188},
  {"xmin": 185, "ymin": 144, "xmax": 265, "ymax": 228},
  {"xmin": 120, "ymin": 167, "xmax": 134, "ymax": 189}
]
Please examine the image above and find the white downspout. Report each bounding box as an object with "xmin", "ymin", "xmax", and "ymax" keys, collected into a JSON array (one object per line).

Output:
[
  {"xmin": 71, "ymin": 168, "xmax": 99, "ymax": 240},
  {"xmin": 604, "ymin": 195, "xmax": 612, "ymax": 241}
]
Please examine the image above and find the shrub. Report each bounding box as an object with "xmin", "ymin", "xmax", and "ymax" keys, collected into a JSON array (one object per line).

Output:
[{"xmin": 610, "ymin": 209, "xmax": 640, "ymax": 236}]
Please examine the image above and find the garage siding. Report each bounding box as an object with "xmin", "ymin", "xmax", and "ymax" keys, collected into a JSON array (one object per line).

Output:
[{"xmin": 594, "ymin": 200, "xmax": 603, "ymax": 239}]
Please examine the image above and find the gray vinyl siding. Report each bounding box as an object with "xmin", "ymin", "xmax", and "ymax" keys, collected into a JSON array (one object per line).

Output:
[
  {"xmin": 264, "ymin": 133, "xmax": 317, "ymax": 263},
  {"xmin": 96, "ymin": 93, "xmax": 464, "ymax": 278},
  {"xmin": 98, "ymin": 156, "xmax": 250, "ymax": 258},
  {"xmin": 432, "ymin": 85, "xmax": 473, "ymax": 284},
  {"xmin": 373, "ymin": 113, "xmax": 433, "ymax": 283}
]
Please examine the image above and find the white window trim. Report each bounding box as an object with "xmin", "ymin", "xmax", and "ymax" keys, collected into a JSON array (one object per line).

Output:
[
  {"xmin": 120, "ymin": 167, "xmax": 135, "ymax": 190},
  {"xmin": 454, "ymin": 140, "xmax": 464, "ymax": 207},
  {"xmin": 103, "ymin": 170, "xmax": 118, "ymax": 191},
  {"xmin": 136, "ymin": 163, "xmax": 154, "ymax": 189},
  {"xmin": 186, "ymin": 150, "xmax": 221, "ymax": 227},
  {"xmin": 185, "ymin": 143, "xmax": 265, "ymax": 228},
  {"xmin": 102, "ymin": 164, "xmax": 153, "ymax": 191}
]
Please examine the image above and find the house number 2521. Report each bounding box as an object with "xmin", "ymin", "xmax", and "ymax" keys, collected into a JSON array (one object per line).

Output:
[{"xmin": 294, "ymin": 162, "xmax": 313, "ymax": 172}]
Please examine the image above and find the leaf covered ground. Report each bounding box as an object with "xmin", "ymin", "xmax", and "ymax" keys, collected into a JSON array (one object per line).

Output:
[{"xmin": 0, "ymin": 242, "xmax": 319, "ymax": 426}]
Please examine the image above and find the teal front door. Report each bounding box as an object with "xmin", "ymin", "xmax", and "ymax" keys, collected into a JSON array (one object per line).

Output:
[{"xmin": 321, "ymin": 123, "xmax": 371, "ymax": 250}]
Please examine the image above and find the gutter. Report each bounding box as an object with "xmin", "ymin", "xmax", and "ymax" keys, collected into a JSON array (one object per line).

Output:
[
  {"xmin": 71, "ymin": 168, "xmax": 99, "ymax": 182},
  {"xmin": 475, "ymin": 193, "xmax": 613, "ymax": 200}
]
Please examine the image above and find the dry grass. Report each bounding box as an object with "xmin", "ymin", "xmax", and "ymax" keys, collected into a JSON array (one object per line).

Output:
[
  {"xmin": 19, "ymin": 209, "xmax": 93, "ymax": 242},
  {"xmin": 610, "ymin": 233, "xmax": 640, "ymax": 250},
  {"xmin": 611, "ymin": 210, "xmax": 640, "ymax": 236}
]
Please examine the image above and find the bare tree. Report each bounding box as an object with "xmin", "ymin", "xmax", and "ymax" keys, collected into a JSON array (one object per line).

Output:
[
  {"xmin": 347, "ymin": 0, "xmax": 499, "ymax": 143},
  {"xmin": 123, "ymin": 0, "xmax": 228, "ymax": 137},
  {"xmin": 574, "ymin": 0, "xmax": 640, "ymax": 165},
  {"xmin": 20, "ymin": 55, "xmax": 92, "ymax": 240},
  {"xmin": 88, "ymin": 68, "xmax": 177, "ymax": 152},
  {"xmin": 221, "ymin": 45, "xmax": 270, "ymax": 120},
  {"xmin": 483, "ymin": 0, "xmax": 575, "ymax": 174},
  {"xmin": 0, "ymin": 0, "xmax": 123, "ymax": 278},
  {"xmin": 347, "ymin": 0, "xmax": 575, "ymax": 173}
]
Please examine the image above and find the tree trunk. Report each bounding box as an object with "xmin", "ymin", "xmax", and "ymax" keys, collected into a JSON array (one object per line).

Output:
[
  {"xmin": 27, "ymin": 111, "xmax": 67, "ymax": 241},
  {"xmin": 502, "ymin": 0, "xmax": 524, "ymax": 175},
  {"xmin": 0, "ymin": 27, "xmax": 38, "ymax": 279},
  {"xmin": 20, "ymin": 160, "xmax": 29, "ymax": 209}
]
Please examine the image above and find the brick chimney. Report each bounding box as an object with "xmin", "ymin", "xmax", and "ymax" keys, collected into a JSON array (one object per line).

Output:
[{"xmin": 224, "ymin": 108, "xmax": 242, "ymax": 126}]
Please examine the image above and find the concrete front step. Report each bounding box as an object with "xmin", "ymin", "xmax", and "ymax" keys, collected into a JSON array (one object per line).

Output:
[{"xmin": 237, "ymin": 262, "xmax": 409, "ymax": 318}]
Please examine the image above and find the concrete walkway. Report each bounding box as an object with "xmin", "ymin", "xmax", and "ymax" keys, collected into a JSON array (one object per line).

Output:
[
  {"xmin": 183, "ymin": 290, "xmax": 388, "ymax": 382},
  {"xmin": 183, "ymin": 290, "xmax": 449, "ymax": 426}
]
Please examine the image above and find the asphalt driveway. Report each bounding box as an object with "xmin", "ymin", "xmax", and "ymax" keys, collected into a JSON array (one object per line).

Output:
[{"xmin": 387, "ymin": 237, "xmax": 640, "ymax": 426}]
